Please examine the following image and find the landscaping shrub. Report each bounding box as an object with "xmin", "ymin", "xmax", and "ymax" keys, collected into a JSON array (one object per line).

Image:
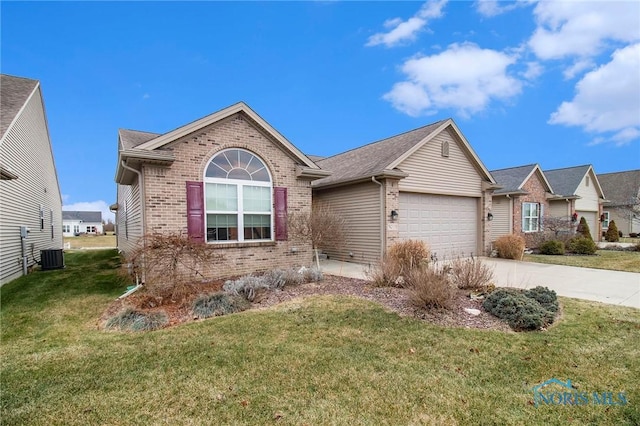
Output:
[
  {"xmin": 576, "ymin": 216, "xmax": 593, "ymax": 240},
  {"xmin": 192, "ymin": 292, "xmax": 250, "ymax": 319},
  {"xmin": 567, "ymin": 236, "xmax": 597, "ymax": 255},
  {"xmin": 524, "ymin": 286, "xmax": 559, "ymax": 322},
  {"xmin": 605, "ymin": 220, "xmax": 620, "ymax": 242},
  {"xmin": 105, "ymin": 307, "xmax": 168, "ymax": 332},
  {"xmin": 366, "ymin": 255, "xmax": 402, "ymax": 287},
  {"xmin": 223, "ymin": 275, "xmax": 270, "ymax": 302},
  {"xmin": 301, "ymin": 266, "xmax": 323, "ymax": 283},
  {"xmin": 387, "ymin": 240, "xmax": 431, "ymax": 276},
  {"xmin": 483, "ymin": 287, "xmax": 557, "ymax": 331},
  {"xmin": 494, "ymin": 234, "xmax": 525, "ymax": 259},
  {"xmin": 262, "ymin": 268, "xmax": 303, "ymax": 289},
  {"xmin": 405, "ymin": 264, "xmax": 455, "ymax": 310},
  {"xmin": 450, "ymin": 255, "xmax": 494, "ymax": 290},
  {"xmin": 539, "ymin": 240, "xmax": 565, "ymax": 255},
  {"xmin": 629, "ymin": 233, "xmax": 638, "ymax": 238}
]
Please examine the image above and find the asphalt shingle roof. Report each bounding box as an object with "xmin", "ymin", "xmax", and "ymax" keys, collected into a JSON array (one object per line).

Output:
[
  {"xmin": 545, "ymin": 165, "xmax": 592, "ymax": 197},
  {"xmin": 490, "ymin": 164, "xmax": 539, "ymax": 195},
  {"xmin": 62, "ymin": 211, "xmax": 102, "ymax": 223},
  {"xmin": 1, "ymin": 74, "xmax": 39, "ymax": 139},
  {"xmin": 314, "ymin": 120, "xmax": 447, "ymax": 187},
  {"xmin": 119, "ymin": 129, "xmax": 161, "ymax": 150},
  {"xmin": 598, "ymin": 170, "xmax": 640, "ymax": 206}
]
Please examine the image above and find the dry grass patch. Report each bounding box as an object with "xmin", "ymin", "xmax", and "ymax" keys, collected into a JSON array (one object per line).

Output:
[{"xmin": 524, "ymin": 250, "xmax": 640, "ymax": 273}]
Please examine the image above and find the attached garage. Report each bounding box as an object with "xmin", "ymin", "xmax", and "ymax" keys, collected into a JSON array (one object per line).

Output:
[{"xmin": 399, "ymin": 192, "xmax": 479, "ymax": 259}]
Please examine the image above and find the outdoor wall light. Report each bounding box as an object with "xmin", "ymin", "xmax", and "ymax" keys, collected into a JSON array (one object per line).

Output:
[
  {"xmin": 487, "ymin": 212, "xmax": 494, "ymax": 221},
  {"xmin": 390, "ymin": 210, "xmax": 399, "ymax": 221}
]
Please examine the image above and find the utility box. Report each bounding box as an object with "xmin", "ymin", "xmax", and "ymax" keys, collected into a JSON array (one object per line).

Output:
[{"xmin": 41, "ymin": 249, "xmax": 65, "ymax": 271}]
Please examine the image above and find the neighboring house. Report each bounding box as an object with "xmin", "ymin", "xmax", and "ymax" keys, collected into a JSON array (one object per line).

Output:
[
  {"xmin": 545, "ymin": 165, "xmax": 606, "ymax": 241},
  {"xmin": 0, "ymin": 74, "xmax": 63, "ymax": 285},
  {"xmin": 113, "ymin": 102, "xmax": 329, "ymax": 279},
  {"xmin": 62, "ymin": 211, "xmax": 103, "ymax": 236},
  {"xmin": 489, "ymin": 164, "xmax": 554, "ymax": 247},
  {"xmin": 312, "ymin": 119, "xmax": 497, "ymax": 263},
  {"xmin": 598, "ymin": 170, "xmax": 640, "ymax": 236}
]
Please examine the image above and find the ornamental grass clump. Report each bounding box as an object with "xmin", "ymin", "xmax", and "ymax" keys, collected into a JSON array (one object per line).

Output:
[
  {"xmin": 223, "ymin": 276, "xmax": 270, "ymax": 302},
  {"xmin": 405, "ymin": 263, "xmax": 455, "ymax": 310},
  {"xmin": 105, "ymin": 307, "xmax": 168, "ymax": 332},
  {"xmin": 494, "ymin": 234, "xmax": 525, "ymax": 260},
  {"xmin": 450, "ymin": 255, "xmax": 494, "ymax": 290},
  {"xmin": 192, "ymin": 292, "xmax": 250, "ymax": 319},
  {"xmin": 367, "ymin": 240, "xmax": 431, "ymax": 287}
]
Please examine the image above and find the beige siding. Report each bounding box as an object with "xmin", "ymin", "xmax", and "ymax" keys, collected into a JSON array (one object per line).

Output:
[
  {"xmin": 549, "ymin": 200, "xmax": 571, "ymax": 218},
  {"xmin": 397, "ymin": 128, "xmax": 482, "ymax": 197},
  {"xmin": 116, "ymin": 180, "xmax": 143, "ymax": 256},
  {"xmin": 313, "ymin": 182, "xmax": 381, "ymax": 265},
  {"xmin": 575, "ymin": 172, "xmax": 601, "ymax": 213},
  {"xmin": 490, "ymin": 196, "xmax": 511, "ymax": 241},
  {"xmin": 0, "ymin": 87, "xmax": 63, "ymax": 285}
]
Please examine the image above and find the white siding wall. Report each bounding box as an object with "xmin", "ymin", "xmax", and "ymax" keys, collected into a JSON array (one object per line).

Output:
[
  {"xmin": 0, "ymin": 87, "xmax": 63, "ymax": 285},
  {"xmin": 397, "ymin": 128, "xmax": 483, "ymax": 197},
  {"xmin": 575, "ymin": 172, "xmax": 601, "ymax": 212},
  {"xmin": 490, "ymin": 196, "xmax": 512, "ymax": 241},
  {"xmin": 313, "ymin": 182, "xmax": 381, "ymax": 265},
  {"xmin": 549, "ymin": 200, "xmax": 572, "ymax": 218},
  {"xmin": 116, "ymin": 179, "xmax": 143, "ymax": 255}
]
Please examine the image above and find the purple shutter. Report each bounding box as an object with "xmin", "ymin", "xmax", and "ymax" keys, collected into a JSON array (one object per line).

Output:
[
  {"xmin": 274, "ymin": 187, "xmax": 287, "ymax": 241},
  {"xmin": 186, "ymin": 181, "xmax": 205, "ymax": 243}
]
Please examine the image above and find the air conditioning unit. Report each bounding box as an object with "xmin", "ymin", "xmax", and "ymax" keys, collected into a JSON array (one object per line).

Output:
[{"xmin": 41, "ymin": 249, "xmax": 65, "ymax": 271}]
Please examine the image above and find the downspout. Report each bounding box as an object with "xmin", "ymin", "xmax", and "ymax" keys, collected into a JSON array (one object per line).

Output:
[
  {"xmin": 121, "ymin": 160, "xmax": 146, "ymax": 285},
  {"xmin": 371, "ymin": 177, "xmax": 385, "ymax": 257}
]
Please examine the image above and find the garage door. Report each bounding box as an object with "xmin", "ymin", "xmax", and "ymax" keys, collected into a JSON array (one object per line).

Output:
[
  {"xmin": 577, "ymin": 211, "xmax": 598, "ymax": 240},
  {"xmin": 399, "ymin": 193, "xmax": 478, "ymax": 260}
]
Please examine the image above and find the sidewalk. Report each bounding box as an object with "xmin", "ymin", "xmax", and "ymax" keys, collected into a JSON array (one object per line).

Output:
[{"xmin": 320, "ymin": 258, "xmax": 640, "ymax": 309}]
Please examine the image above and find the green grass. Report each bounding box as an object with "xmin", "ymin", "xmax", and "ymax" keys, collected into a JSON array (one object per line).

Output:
[
  {"xmin": 524, "ymin": 250, "xmax": 640, "ymax": 273},
  {"xmin": 2, "ymin": 250, "xmax": 639, "ymax": 425}
]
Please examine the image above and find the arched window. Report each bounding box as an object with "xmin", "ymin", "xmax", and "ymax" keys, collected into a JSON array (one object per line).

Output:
[{"xmin": 204, "ymin": 149, "xmax": 272, "ymax": 242}]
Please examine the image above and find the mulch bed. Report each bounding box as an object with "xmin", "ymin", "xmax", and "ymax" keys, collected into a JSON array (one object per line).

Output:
[{"xmin": 101, "ymin": 275, "xmax": 512, "ymax": 332}]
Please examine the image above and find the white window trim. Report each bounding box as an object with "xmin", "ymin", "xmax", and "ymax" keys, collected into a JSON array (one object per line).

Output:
[
  {"xmin": 203, "ymin": 149, "xmax": 274, "ymax": 244},
  {"xmin": 522, "ymin": 202, "xmax": 540, "ymax": 233},
  {"xmin": 602, "ymin": 211, "xmax": 610, "ymax": 229}
]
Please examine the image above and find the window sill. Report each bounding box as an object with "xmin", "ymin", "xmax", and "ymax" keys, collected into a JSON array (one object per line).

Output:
[{"xmin": 207, "ymin": 241, "xmax": 277, "ymax": 249}]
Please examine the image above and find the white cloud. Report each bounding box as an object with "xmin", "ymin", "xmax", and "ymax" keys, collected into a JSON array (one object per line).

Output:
[
  {"xmin": 521, "ymin": 61, "xmax": 543, "ymax": 81},
  {"xmin": 529, "ymin": 1, "xmax": 640, "ymax": 60},
  {"xmin": 142, "ymin": 93, "xmax": 150, "ymax": 100},
  {"xmin": 366, "ymin": 0, "xmax": 448, "ymax": 47},
  {"xmin": 549, "ymin": 43, "xmax": 640, "ymax": 145},
  {"xmin": 562, "ymin": 59, "xmax": 594, "ymax": 80},
  {"xmin": 383, "ymin": 42, "xmax": 522, "ymax": 117},
  {"xmin": 475, "ymin": 0, "xmax": 534, "ymax": 18},
  {"xmin": 63, "ymin": 200, "xmax": 115, "ymax": 223}
]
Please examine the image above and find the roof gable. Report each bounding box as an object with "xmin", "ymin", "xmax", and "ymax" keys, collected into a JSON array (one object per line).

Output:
[
  {"xmin": 119, "ymin": 129, "xmax": 161, "ymax": 150},
  {"xmin": 545, "ymin": 165, "xmax": 597, "ymax": 197},
  {"xmin": 314, "ymin": 119, "xmax": 494, "ymax": 188},
  {"xmin": 598, "ymin": 169, "xmax": 640, "ymax": 206},
  {"xmin": 491, "ymin": 164, "xmax": 553, "ymax": 195},
  {"xmin": 1, "ymin": 74, "xmax": 39, "ymax": 140}
]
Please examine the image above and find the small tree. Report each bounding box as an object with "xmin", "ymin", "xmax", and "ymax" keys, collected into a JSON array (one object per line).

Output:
[
  {"xmin": 576, "ymin": 216, "xmax": 593, "ymax": 241},
  {"xmin": 288, "ymin": 204, "xmax": 348, "ymax": 269},
  {"xmin": 605, "ymin": 220, "xmax": 620, "ymax": 242}
]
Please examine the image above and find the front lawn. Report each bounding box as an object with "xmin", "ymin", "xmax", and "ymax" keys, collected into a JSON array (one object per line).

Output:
[
  {"xmin": 524, "ymin": 250, "xmax": 640, "ymax": 273},
  {"xmin": 1, "ymin": 250, "xmax": 639, "ymax": 425}
]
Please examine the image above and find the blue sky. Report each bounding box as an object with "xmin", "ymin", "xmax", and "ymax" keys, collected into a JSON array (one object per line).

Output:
[{"xmin": 2, "ymin": 1, "xmax": 639, "ymax": 222}]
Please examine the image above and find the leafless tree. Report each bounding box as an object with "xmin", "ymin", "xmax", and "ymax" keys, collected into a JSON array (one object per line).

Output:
[{"xmin": 288, "ymin": 203, "xmax": 348, "ymax": 269}]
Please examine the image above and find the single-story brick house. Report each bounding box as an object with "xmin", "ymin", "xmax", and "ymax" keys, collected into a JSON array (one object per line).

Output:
[
  {"xmin": 598, "ymin": 169, "xmax": 640, "ymax": 236},
  {"xmin": 113, "ymin": 102, "xmax": 329, "ymax": 278},
  {"xmin": 312, "ymin": 119, "xmax": 497, "ymax": 263},
  {"xmin": 489, "ymin": 164, "xmax": 554, "ymax": 247},
  {"xmin": 62, "ymin": 211, "xmax": 103, "ymax": 236},
  {"xmin": 545, "ymin": 165, "xmax": 606, "ymax": 241}
]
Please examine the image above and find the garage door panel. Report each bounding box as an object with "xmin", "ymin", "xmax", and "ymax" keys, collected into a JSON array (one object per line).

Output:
[{"xmin": 399, "ymin": 192, "xmax": 478, "ymax": 259}]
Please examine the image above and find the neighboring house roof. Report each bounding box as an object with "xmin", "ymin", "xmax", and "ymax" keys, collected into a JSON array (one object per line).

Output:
[
  {"xmin": 598, "ymin": 169, "xmax": 640, "ymax": 207},
  {"xmin": 545, "ymin": 164, "xmax": 605, "ymax": 199},
  {"xmin": 490, "ymin": 163, "xmax": 553, "ymax": 196},
  {"xmin": 313, "ymin": 119, "xmax": 495, "ymax": 188},
  {"xmin": 115, "ymin": 102, "xmax": 328, "ymax": 185},
  {"xmin": 62, "ymin": 211, "xmax": 103, "ymax": 223},
  {"xmin": 1, "ymin": 74, "xmax": 39, "ymax": 140}
]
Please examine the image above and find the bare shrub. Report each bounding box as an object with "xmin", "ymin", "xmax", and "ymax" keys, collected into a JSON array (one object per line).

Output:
[
  {"xmin": 127, "ymin": 232, "xmax": 225, "ymax": 303},
  {"xmin": 388, "ymin": 240, "xmax": 431, "ymax": 275},
  {"xmin": 366, "ymin": 254, "xmax": 403, "ymax": 287},
  {"xmin": 449, "ymin": 255, "xmax": 494, "ymax": 290},
  {"xmin": 494, "ymin": 234, "xmax": 525, "ymax": 260},
  {"xmin": 288, "ymin": 204, "xmax": 348, "ymax": 268},
  {"xmin": 405, "ymin": 264, "xmax": 455, "ymax": 310}
]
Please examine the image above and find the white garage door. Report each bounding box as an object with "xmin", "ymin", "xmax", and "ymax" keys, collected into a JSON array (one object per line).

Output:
[
  {"xmin": 577, "ymin": 211, "xmax": 598, "ymax": 240},
  {"xmin": 399, "ymin": 193, "xmax": 478, "ymax": 260}
]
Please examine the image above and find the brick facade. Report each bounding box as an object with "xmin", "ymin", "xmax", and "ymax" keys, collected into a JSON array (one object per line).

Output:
[
  {"xmin": 512, "ymin": 171, "xmax": 550, "ymax": 247},
  {"xmin": 140, "ymin": 113, "xmax": 314, "ymax": 279}
]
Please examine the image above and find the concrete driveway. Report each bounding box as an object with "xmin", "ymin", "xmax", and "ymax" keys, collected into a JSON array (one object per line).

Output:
[{"xmin": 320, "ymin": 258, "xmax": 640, "ymax": 309}]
